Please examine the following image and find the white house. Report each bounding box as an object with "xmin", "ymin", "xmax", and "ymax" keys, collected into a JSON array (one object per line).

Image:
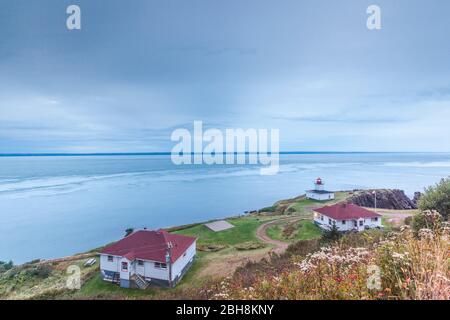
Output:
[
  {"xmin": 99, "ymin": 229, "xmax": 196, "ymax": 289},
  {"xmin": 306, "ymin": 178, "xmax": 335, "ymax": 201},
  {"xmin": 313, "ymin": 203, "xmax": 382, "ymax": 232}
]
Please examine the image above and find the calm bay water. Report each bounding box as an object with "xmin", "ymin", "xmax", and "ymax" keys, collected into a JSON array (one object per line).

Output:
[{"xmin": 1, "ymin": 152, "xmax": 449, "ymax": 263}]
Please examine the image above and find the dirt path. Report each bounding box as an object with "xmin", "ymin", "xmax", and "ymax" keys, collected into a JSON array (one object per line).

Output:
[
  {"xmin": 378, "ymin": 210, "xmax": 415, "ymax": 227},
  {"xmin": 256, "ymin": 217, "xmax": 302, "ymax": 254},
  {"xmin": 197, "ymin": 216, "xmax": 305, "ymax": 279}
]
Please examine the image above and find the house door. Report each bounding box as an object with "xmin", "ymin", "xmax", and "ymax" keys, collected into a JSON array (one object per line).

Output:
[{"xmin": 120, "ymin": 260, "xmax": 131, "ymax": 280}]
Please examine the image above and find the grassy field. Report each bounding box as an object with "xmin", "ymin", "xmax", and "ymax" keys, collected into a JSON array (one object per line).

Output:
[
  {"xmin": 283, "ymin": 192, "xmax": 351, "ymax": 214},
  {"xmin": 266, "ymin": 220, "xmax": 323, "ymax": 242},
  {"xmin": 174, "ymin": 216, "xmax": 274, "ymax": 246}
]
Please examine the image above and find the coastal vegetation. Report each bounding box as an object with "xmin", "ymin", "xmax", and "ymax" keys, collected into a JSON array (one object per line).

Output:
[
  {"xmin": 1, "ymin": 186, "xmax": 445, "ymax": 300},
  {"xmin": 418, "ymin": 177, "xmax": 450, "ymax": 220},
  {"xmin": 198, "ymin": 223, "xmax": 449, "ymax": 300}
]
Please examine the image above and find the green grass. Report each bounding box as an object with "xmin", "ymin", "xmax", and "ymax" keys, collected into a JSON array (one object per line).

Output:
[
  {"xmin": 75, "ymin": 273, "xmax": 158, "ymax": 298},
  {"xmin": 266, "ymin": 220, "xmax": 323, "ymax": 242},
  {"xmin": 287, "ymin": 192, "xmax": 351, "ymax": 214},
  {"xmin": 296, "ymin": 220, "xmax": 323, "ymax": 240},
  {"xmin": 266, "ymin": 224, "xmax": 283, "ymax": 240},
  {"xmin": 174, "ymin": 216, "xmax": 271, "ymax": 246}
]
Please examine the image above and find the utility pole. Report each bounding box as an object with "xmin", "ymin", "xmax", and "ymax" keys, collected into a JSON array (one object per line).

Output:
[
  {"xmin": 166, "ymin": 242, "xmax": 173, "ymax": 288},
  {"xmin": 372, "ymin": 190, "xmax": 377, "ymax": 212}
]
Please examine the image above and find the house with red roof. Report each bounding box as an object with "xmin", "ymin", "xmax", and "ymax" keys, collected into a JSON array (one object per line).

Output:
[
  {"xmin": 99, "ymin": 229, "xmax": 196, "ymax": 289},
  {"xmin": 313, "ymin": 203, "xmax": 382, "ymax": 232}
]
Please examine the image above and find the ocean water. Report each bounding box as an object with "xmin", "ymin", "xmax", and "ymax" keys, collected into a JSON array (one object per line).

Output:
[{"xmin": 0, "ymin": 152, "xmax": 449, "ymax": 264}]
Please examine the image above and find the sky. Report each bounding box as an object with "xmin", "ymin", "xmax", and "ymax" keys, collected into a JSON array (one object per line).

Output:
[{"xmin": 1, "ymin": 0, "xmax": 450, "ymax": 153}]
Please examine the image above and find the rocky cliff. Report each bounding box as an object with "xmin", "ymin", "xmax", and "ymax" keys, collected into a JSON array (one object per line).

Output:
[{"xmin": 347, "ymin": 189, "xmax": 418, "ymax": 210}]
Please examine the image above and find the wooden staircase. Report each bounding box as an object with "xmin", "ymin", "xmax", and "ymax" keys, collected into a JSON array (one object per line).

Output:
[
  {"xmin": 133, "ymin": 274, "xmax": 150, "ymax": 290},
  {"xmin": 112, "ymin": 272, "xmax": 120, "ymax": 284}
]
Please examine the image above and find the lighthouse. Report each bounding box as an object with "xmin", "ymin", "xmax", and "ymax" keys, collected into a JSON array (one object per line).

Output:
[
  {"xmin": 306, "ymin": 177, "xmax": 335, "ymax": 201},
  {"xmin": 314, "ymin": 177, "xmax": 324, "ymax": 191}
]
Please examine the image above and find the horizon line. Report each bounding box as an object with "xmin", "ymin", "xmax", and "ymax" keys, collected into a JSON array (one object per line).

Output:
[{"xmin": 0, "ymin": 151, "xmax": 446, "ymax": 157}]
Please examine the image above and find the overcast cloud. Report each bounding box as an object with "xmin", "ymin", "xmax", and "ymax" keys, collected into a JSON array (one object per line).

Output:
[{"xmin": 1, "ymin": 0, "xmax": 450, "ymax": 152}]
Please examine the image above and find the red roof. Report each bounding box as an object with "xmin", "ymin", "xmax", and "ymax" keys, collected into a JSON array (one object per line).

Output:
[
  {"xmin": 314, "ymin": 203, "xmax": 381, "ymax": 220},
  {"xmin": 99, "ymin": 230, "xmax": 196, "ymax": 263}
]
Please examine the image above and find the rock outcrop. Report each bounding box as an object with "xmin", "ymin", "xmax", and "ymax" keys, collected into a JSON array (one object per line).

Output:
[
  {"xmin": 412, "ymin": 192, "xmax": 423, "ymax": 206},
  {"xmin": 347, "ymin": 189, "xmax": 417, "ymax": 210}
]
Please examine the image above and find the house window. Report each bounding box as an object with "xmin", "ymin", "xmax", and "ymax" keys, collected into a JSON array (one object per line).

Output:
[
  {"xmin": 320, "ymin": 215, "xmax": 324, "ymax": 221},
  {"xmin": 372, "ymin": 217, "xmax": 378, "ymax": 222},
  {"xmin": 183, "ymin": 253, "xmax": 187, "ymax": 257},
  {"xmin": 107, "ymin": 255, "xmax": 114, "ymax": 262},
  {"xmin": 342, "ymin": 220, "xmax": 346, "ymax": 225},
  {"xmin": 328, "ymin": 218, "xmax": 332, "ymax": 225},
  {"xmin": 121, "ymin": 262, "xmax": 128, "ymax": 271},
  {"xmin": 137, "ymin": 260, "xmax": 144, "ymax": 266},
  {"xmin": 155, "ymin": 262, "xmax": 167, "ymax": 269},
  {"xmin": 359, "ymin": 220, "xmax": 364, "ymax": 226}
]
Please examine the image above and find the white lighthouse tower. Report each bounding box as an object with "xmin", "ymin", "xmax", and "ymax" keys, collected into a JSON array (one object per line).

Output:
[
  {"xmin": 306, "ymin": 177, "xmax": 335, "ymax": 201},
  {"xmin": 314, "ymin": 177, "xmax": 324, "ymax": 191}
]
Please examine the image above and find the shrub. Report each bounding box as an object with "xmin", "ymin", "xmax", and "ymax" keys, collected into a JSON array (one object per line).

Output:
[
  {"xmin": 404, "ymin": 216, "xmax": 413, "ymax": 226},
  {"xmin": 259, "ymin": 206, "xmax": 277, "ymax": 213},
  {"xmin": 412, "ymin": 210, "xmax": 442, "ymax": 236},
  {"xmin": 24, "ymin": 265, "xmax": 52, "ymax": 279},
  {"xmin": 419, "ymin": 178, "xmax": 450, "ymax": 220},
  {"xmin": 0, "ymin": 261, "xmax": 14, "ymax": 274}
]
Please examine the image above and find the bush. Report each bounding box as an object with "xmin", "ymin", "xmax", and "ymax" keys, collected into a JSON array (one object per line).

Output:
[
  {"xmin": 412, "ymin": 210, "xmax": 442, "ymax": 236},
  {"xmin": 24, "ymin": 265, "xmax": 52, "ymax": 279},
  {"xmin": 419, "ymin": 178, "xmax": 450, "ymax": 220},
  {"xmin": 259, "ymin": 206, "xmax": 277, "ymax": 213},
  {"xmin": 404, "ymin": 216, "xmax": 413, "ymax": 226},
  {"xmin": 0, "ymin": 261, "xmax": 14, "ymax": 274}
]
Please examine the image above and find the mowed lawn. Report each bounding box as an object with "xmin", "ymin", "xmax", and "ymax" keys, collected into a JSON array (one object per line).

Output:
[
  {"xmin": 174, "ymin": 216, "xmax": 272, "ymax": 246},
  {"xmin": 266, "ymin": 220, "xmax": 323, "ymax": 242}
]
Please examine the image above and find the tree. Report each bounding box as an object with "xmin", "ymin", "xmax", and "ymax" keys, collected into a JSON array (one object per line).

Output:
[
  {"xmin": 322, "ymin": 222, "xmax": 341, "ymax": 242},
  {"xmin": 419, "ymin": 178, "xmax": 450, "ymax": 220},
  {"xmin": 125, "ymin": 228, "xmax": 134, "ymax": 237}
]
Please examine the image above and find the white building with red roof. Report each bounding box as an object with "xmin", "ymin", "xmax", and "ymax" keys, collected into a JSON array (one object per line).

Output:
[
  {"xmin": 99, "ymin": 229, "xmax": 196, "ymax": 289},
  {"xmin": 306, "ymin": 178, "xmax": 335, "ymax": 201},
  {"xmin": 313, "ymin": 203, "xmax": 382, "ymax": 232}
]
